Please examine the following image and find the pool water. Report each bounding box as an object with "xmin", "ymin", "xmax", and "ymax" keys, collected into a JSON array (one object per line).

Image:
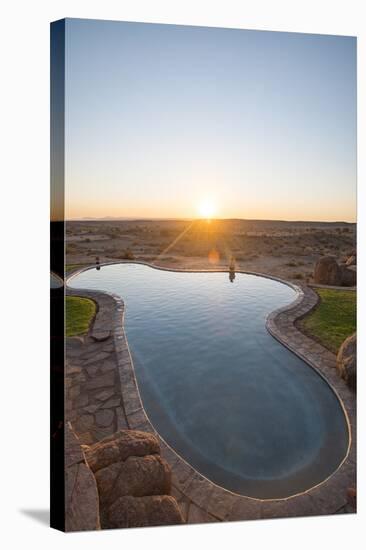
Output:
[{"xmin": 70, "ymin": 263, "xmax": 348, "ymax": 499}]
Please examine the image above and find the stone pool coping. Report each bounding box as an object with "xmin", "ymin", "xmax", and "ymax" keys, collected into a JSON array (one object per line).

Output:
[{"xmin": 66, "ymin": 262, "xmax": 356, "ymax": 521}]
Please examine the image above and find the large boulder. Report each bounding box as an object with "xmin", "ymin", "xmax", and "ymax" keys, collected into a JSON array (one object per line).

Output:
[
  {"xmin": 95, "ymin": 454, "xmax": 171, "ymax": 508},
  {"xmin": 107, "ymin": 495, "xmax": 183, "ymax": 529},
  {"xmin": 340, "ymin": 265, "xmax": 356, "ymax": 287},
  {"xmin": 314, "ymin": 256, "xmax": 342, "ymax": 285},
  {"xmin": 83, "ymin": 429, "xmax": 184, "ymax": 529},
  {"xmin": 336, "ymin": 333, "xmax": 356, "ymax": 390},
  {"xmin": 84, "ymin": 429, "xmax": 160, "ymax": 473}
]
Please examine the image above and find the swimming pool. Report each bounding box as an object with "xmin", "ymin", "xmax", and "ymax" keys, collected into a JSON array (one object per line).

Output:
[{"xmin": 69, "ymin": 263, "xmax": 348, "ymax": 499}]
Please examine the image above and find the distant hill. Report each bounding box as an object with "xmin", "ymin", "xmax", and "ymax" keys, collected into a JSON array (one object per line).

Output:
[{"xmin": 68, "ymin": 217, "xmax": 356, "ymax": 226}]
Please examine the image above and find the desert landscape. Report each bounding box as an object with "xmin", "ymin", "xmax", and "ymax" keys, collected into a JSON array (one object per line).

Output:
[
  {"xmin": 66, "ymin": 218, "xmax": 356, "ymax": 283},
  {"xmin": 64, "ymin": 217, "xmax": 357, "ymax": 528}
]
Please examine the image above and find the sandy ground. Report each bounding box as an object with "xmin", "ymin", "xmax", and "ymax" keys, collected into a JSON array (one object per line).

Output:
[{"xmin": 65, "ymin": 219, "xmax": 356, "ymax": 283}]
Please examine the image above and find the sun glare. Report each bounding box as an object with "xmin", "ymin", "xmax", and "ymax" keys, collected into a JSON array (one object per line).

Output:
[{"xmin": 198, "ymin": 200, "xmax": 216, "ymax": 220}]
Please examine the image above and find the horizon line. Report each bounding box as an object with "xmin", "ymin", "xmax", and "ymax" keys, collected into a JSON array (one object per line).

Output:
[{"xmin": 62, "ymin": 216, "xmax": 357, "ymax": 224}]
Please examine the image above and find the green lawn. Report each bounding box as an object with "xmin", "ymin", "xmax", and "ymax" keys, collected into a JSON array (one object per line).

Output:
[
  {"xmin": 66, "ymin": 296, "xmax": 96, "ymax": 337},
  {"xmin": 299, "ymin": 288, "xmax": 356, "ymax": 354}
]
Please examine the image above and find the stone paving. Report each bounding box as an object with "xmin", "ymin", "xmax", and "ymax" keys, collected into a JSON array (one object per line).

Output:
[
  {"xmin": 66, "ymin": 269, "xmax": 356, "ymax": 524},
  {"xmin": 66, "ymin": 289, "xmax": 129, "ymax": 446}
]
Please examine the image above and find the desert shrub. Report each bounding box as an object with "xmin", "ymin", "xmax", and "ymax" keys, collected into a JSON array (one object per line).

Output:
[
  {"xmin": 159, "ymin": 255, "xmax": 176, "ymax": 262},
  {"xmin": 122, "ymin": 248, "xmax": 135, "ymax": 260},
  {"xmin": 286, "ymin": 261, "xmax": 297, "ymax": 267},
  {"xmin": 160, "ymin": 229, "xmax": 172, "ymax": 237},
  {"xmin": 293, "ymin": 273, "xmax": 304, "ymax": 279},
  {"xmin": 66, "ymin": 243, "xmax": 77, "ymax": 254},
  {"xmin": 142, "ymin": 255, "xmax": 155, "ymax": 261}
]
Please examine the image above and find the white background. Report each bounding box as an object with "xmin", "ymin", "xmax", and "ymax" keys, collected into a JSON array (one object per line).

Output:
[{"xmin": 0, "ymin": 1, "xmax": 364, "ymax": 548}]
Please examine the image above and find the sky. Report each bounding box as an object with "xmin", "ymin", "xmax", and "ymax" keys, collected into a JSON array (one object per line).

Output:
[{"xmin": 63, "ymin": 19, "xmax": 356, "ymax": 222}]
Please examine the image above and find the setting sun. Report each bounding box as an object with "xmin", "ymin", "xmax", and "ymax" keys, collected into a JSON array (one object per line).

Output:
[{"xmin": 198, "ymin": 200, "xmax": 217, "ymax": 220}]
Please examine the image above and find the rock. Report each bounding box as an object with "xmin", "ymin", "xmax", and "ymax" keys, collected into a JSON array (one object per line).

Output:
[
  {"xmin": 345, "ymin": 255, "xmax": 356, "ymax": 267},
  {"xmin": 336, "ymin": 333, "xmax": 356, "ymax": 389},
  {"xmin": 116, "ymin": 408, "xmax": 128, "ymax": 430},
  {"xmin": 65, "ymin": 422, "xmax": 84, "ymax": 468},
  {"xmin": 91, "ymin": 331, "xmax": 111, "ymax": 342},
  {"xmin": 95, "ymin": 454, "xmax": 171, "ymax": 507},
  {"xmin": 93, "ymin": 462, "xmax": 121, "ymax": 506},
  {"xmin": 65, "ymin": 423, "xmax": 100, "ymax": 531},
  {"xmin": 93, "ymin": 426, "xmax": 115, "ymax": 442},
  {"xmin": 340, "ymin": 265, "xmax": 356, "ymax": 287},
  {"xmin": 66, "ymin": 365, "xmax": 82, "ymax": 375},
  {"xmin": 95, "ymin": 389, "xmax": 115, "ymax": 402},
  {"xmin": 101, "ymin": 397, "xmax": 121, "ymax": 408},
  {"xmin": 84, "ymin": 429, "xmax": 160, "ymax": 473},
  {"xmin": 66, "ymin": 462, "xmax": 101, "ymax": 531},
  {"xmin": 78, "ymin": 432, "xmax": 94, "ymax": 445},
  {"xmin": 106, "ymin": 495, "xmax": 183, "ymax": 529},
  {"xmin": 75, "ymin": 414, "xmax": 94, "ymax": 433},
  {"xmin": 86, "ymin": 371, "xmax": 115, "ymax": 390},
  {"xmin": 313, "ymin": 256, "xmax": 342, "ymax": 285},
  {"xmin": 84, "ymin": 404, "xmax": 100, "ymax": 414},
  {"xmin": 75, "ymin": 428, "xmax": 183, "ymax": 530},
  {"xmin": 68, "ymin": 385, "xmax": 81, "ymax": 400},
  {"xmin": 95, "ymin": 409, "xmax": 114, "ymax": 428}
]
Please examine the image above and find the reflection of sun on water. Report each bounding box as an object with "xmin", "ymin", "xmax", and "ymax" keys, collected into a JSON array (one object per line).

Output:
[{"xmin": 198, "ymin": 200, "xmax": 216, "ymax": 220}]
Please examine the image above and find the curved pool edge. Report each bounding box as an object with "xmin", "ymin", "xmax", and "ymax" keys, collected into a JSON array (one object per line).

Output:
[
  {"xmin": 66, "ymin": 262, "xmax": 356, "ymax": 520},
  {"xmin": 66, "ymin": 259, "xmax": 303, "ymax": 294},
  {"xmin": 265, "ymin": 285, "xmax": 356, "ymax": 495}
]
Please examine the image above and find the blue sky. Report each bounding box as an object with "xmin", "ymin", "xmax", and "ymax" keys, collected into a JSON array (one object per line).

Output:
[{"xmin": 65, "ymin": 19, "xmax": 356, "ymax": 221}]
